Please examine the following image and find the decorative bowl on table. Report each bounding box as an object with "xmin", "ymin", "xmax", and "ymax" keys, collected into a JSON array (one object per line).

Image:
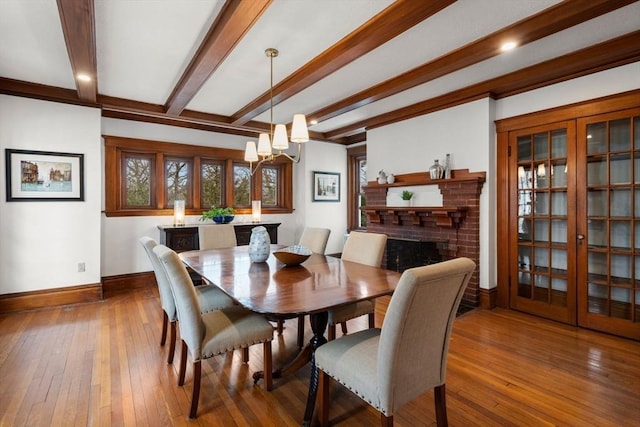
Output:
[
  {"xmin": 213, "ymin": 215, "xmax": 235, "ymax": 224},
  {"xmin": 273, "ymin": 245, "xmax": 312, "ymax": 266}
]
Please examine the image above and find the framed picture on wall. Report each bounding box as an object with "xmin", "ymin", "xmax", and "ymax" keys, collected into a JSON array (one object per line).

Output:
[
  {"xmin": 313, "ymin": 171, "xmax": 340, "ymax": 202},
  {"xmin": 5, "ymin": 149, "xmax": 85, "ymax": 201}
]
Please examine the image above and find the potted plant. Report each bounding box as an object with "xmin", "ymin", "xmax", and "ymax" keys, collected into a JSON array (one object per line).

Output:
[
  {"xmin": 200, "ymin": 206, "xmax": 236, "ymax": 224},
  {"xmin": 400, "ymin": 190, "xmax": 413, "ymax": 206}
]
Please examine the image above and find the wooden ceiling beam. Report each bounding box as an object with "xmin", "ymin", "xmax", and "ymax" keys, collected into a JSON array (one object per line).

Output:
[
  {"xmin": 164, "ymin": 0, "xmax": 272, "ymax": 116},
  {"xmin": 307, "ymin": 0, "xmax": 637, "ymax": 126},
  {"xmin": 230, "ymin": 0, "xmax": 456, "ymax": 126},
  {"xmin": 56, "ymin": 0, "xmax": 98, "ymax": 104},
  {"xmin": 326, "ymin": 31, "xmax": 640, "ymax": 139}
]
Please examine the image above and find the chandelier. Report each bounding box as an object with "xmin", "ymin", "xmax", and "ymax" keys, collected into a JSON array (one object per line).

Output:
[{"xmin": 244, "ymin": 48, "xmax": 309, "ymax": 175}]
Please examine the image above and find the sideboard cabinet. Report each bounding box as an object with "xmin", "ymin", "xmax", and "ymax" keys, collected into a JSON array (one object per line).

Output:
[{"xmin": 158, "ymin": 222, "xmax": 280, "ymax": 252}]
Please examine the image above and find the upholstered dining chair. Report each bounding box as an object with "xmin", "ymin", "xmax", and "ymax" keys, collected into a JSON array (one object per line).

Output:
[
  {"xmin": 316, "ymin": 257, "xmax": 476, "ymax": 427},
  {"xmin": 198, "ymin": 223, "xmax": 237, "ymax": 249},
  {"xmin": 299, "ymin": 227, "xmax": 331, "ymax": 255},
  {"xmin": 139, "ymin": 237, "xmax": 235, "ymax": 364},
  {"xmin": 326, "ymin": 231, "xmax": 387, "ymax": 340},
  {"xmin": 153, "ymin": 244, "xmax": 274, "ymax": 419}
]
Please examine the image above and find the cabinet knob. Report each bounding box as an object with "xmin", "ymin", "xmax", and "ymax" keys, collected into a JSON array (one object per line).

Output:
[{"xmin": 577, "ymin": 234, "xmax": 585, "ymax": 240}]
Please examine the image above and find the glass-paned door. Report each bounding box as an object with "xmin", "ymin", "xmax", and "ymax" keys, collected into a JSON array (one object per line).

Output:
[
  {"xmin": 577, "ymin": 109, "xmax": 640, "ymax": 339},
  {"xmin": 510, "ymin": 122, "xmax": 576, "ymax": 324}
]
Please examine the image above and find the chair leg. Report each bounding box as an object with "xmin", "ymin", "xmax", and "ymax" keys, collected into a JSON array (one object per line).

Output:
[
  {"xmin": 160, "ymin": 311, "xmax": 168, "ymax": 346},
  {"xmin": 178, "ymin": 341, "xmax": 187, "ymax": 386},
  {"xmin": 263, "ymin": 341, "xmax": 273, "ymax": 391},
  {"xmin": 380, "ymin": 413, "xmax": 393, "ymax": 427},
  {"xmin": 434, "ymin": 384, "xmax": 448, "ymax": 427},
  {"xmin": 242, "ymin": 347, "xmax": 249, "ymax": 363},
  {"xmin": 277, "ymin": 319, "xmax": 284, "ymax": 335},
  {"xmin": 167, "ymin": 321, "xmax": 177, "ymax": 364},
  {"xmin": 340, "ymin": 321, "xmax": 348, "ymax": 335},
  {"xmin": 319, "ymin": 370, "xmax": 330, "ymax": 427},
  {"xmin": 189, "ymin": 360, "xmax": 201, "ymax": 419},
  {"xmin": 297, "ymin": 315, "xmax": 305, "ymax": 348},
  {"xmin": 328, "ymin": 324, "xmax": 336, "ymax": 341},
  {"xmin": 368, "ymin": 312, "xmax": 375, "ymax": 329}
]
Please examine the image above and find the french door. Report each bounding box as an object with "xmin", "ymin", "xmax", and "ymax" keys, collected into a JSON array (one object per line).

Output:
[
  {"xmin": 509, "ymin": 109, "xmax": 640, "ymax": 340},
  {"xmin": 510, "ymin": 121, "xmax": 577, "ymax": 324}
]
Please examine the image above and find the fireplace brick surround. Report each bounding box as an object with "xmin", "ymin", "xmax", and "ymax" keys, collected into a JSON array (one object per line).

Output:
[{"xmin": 362, "ymin": 169, "xmax": 485, "ymax": 308}]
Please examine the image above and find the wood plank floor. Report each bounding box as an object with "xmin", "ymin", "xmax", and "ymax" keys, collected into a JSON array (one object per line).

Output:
[{"xmin": 1, "ymin": 285, "xmax": 639, "ymax": 426}]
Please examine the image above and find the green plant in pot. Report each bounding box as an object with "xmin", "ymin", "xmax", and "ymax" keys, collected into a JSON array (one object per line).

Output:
[
  {"xmin": 200, "ymin": 206, "xmax": 236, "ymax": 224},
  {"xmin": 401, "ymin": 190, "xmax": 413, "ymax": 201}
]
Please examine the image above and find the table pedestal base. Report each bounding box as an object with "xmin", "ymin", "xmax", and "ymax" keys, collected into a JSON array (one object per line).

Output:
[{"xmin": 252, "ymin": 311, "xmax": 328, "ymax": 426}]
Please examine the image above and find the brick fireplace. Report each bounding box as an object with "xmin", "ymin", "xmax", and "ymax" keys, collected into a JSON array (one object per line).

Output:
[{"xmin": 363, "ymin": 169, "xmax": 485, "ymax": 308}]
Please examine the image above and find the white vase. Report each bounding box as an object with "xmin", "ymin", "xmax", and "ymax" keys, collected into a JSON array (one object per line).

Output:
[{"xmin": 249, "ymin": 226, "xmax": 271, "ymax": 262}]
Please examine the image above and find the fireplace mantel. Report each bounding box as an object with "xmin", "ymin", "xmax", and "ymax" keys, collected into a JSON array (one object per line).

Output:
[
  {"xmin": 363, "ymin": 168, "xmax": 486, "ymax": 308},
  {"xmin": 362, "ymin": 206, "xmax": 468, "ymax": 228}
]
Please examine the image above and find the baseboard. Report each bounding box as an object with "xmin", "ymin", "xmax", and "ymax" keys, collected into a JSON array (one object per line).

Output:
[
  {"xmin": 102, "ymin": 271, "xmax": 155, "ymax": 297},
  {"xmin": 479, "ymin": 287, "xmax": 497, "ymax": 309},
  {"xmin": 0, "ymin": 283, "xmax": 103, "ymax": 314},
  {"xmin": 0, "ymin": 272, "xmax": 157, "ymax": 314}
]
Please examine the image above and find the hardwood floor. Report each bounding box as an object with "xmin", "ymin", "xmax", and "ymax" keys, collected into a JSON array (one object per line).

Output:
[{"xmin": 1, "ymin": 285, "xmax": 639, "ymax": 426}]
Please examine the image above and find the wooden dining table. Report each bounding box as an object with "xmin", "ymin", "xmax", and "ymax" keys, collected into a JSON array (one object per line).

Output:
[{"xmin": 179, "ymin": 244, "xmax": 401, "ymax": 426}]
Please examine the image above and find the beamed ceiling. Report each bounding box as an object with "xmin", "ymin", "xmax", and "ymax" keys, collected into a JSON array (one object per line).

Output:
[{"xmin": 1, "ymin": 0, "xmax": 639, "ymax": 146}]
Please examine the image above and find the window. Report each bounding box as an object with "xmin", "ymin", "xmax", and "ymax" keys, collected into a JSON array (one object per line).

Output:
[
  {"xmin": 233, "ymin": 163, "xmax": 252, "ymax": 207},
  {"xmin": 122, "ymin": 152, "xmax": 155, "ymax": 208},
  {"xmin": 200, "ymin": 160, "xmax": 224, "ymax": 209},
  {"xmin": 347, "ymin": 145, "xmax": 367, "ymax": 230},
  {"xmin": 261, "ymin": 165, "xmax": 279, "ymax": 206},
  {"xmin": 104, "ymin": 136, "xmax": 293, "ymax": 216},
  {"xmin": 165, "ymin": 156, "xmax": 192, "ymax": 207}
]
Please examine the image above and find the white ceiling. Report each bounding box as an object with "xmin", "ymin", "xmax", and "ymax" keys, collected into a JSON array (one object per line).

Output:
[{"xmin": 1, "ymin": 0, "xmax": 639, "ymax": 143}]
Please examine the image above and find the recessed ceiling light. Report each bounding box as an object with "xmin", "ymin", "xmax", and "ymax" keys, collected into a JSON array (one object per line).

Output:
[
  {"xmin": 501, "ymin": 41, "xmax": 517, "ymax": 52},
  {"xmin": 309, "ymin": 119, "xmax": 318, "ymax": 126},
  {"xmin": 76, "ymin": 73, "xmax": 91, "ymax": 82}
]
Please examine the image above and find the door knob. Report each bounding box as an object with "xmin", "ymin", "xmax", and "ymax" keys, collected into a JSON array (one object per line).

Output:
[{"xmin": 577, "ymin": 234, "xmax": 585, "ymax": 240}]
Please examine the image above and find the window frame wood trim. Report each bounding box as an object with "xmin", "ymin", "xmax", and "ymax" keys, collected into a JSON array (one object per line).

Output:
[
  {"xmin": 103, "ymin": 135, "xmax": 293, "ymax": 217},
  {"xmin": 347, "ymin": 144, "xmax": 367, "ymax": 231}
]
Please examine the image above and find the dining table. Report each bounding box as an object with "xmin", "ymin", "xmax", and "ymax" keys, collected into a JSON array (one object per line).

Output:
[{"xmin": 179, "ymin": 244, "xmax": 401, "ymax": 426}]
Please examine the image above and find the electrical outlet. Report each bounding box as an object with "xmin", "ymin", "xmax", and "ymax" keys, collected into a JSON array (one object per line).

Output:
[{"xmin": 78, "ymin": 262, "xmax": 85, "ymax": 272}]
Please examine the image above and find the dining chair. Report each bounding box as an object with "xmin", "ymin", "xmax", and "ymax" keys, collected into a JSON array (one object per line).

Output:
[
  {"xmin": 198, "ymin": 223, "xmax": 237, "ymax": 249},
  {"xmin": 139, "ymin": 237, "xmax": 235, "ymax": 364},
  {"xmin": 153, "ymin": 244, "xmax": 274, "ymax": 419},
  {"xmin": 316, "ymin": 257, "xmax": 476, "ymax": 427},
  {"xmin": 299, "ymin": 227, "xmax": 331, "ymax": 255},
  {"xmin": 326, "ymin": 231, "xmax": 387, "ymax": 340}
]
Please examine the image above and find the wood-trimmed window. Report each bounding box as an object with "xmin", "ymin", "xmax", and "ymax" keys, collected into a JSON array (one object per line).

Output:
[
  {"xmin": 347, "ymin": 144, "xmax": 367, "ymax": 231},
  {"xmin": 104, "ymin": 135, "xmax": 293, "ymax": 217}
]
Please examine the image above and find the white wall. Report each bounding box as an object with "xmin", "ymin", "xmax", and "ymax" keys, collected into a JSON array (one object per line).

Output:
[
  {"xmin": 297, "ymin": 141, "xmax": 348, "ymax": 255},
  {"xmin": 100, "ymin": 118, "xmax": 346, "ymax": 276},
  {"xmin": 0, "ymin": 96, "xmax": 102, "ymax": 294}
]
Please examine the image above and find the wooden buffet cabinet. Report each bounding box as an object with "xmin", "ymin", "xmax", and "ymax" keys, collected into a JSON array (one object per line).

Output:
[{"xmin": 157, "ymin": 222, "xmax": 280, "ymax": 252}]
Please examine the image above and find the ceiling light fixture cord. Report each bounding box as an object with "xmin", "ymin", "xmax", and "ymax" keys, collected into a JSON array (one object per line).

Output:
[{"xmin": 244, "ymin": 48, "xmax": 309, "ymax": 175}]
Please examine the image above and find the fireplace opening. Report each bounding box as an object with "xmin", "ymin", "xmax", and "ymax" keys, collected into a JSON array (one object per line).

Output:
[
  {"xmin": 384, "ymin": 237, "xmax": 475, "ymax": 315},
  {"xmin": 384, "ymin": 238, "xmax": 442, "ymax": 272}
]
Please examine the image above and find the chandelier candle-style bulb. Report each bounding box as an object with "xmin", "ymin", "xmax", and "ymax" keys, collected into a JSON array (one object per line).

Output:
[
  {"xmin": 245, "ymin": 141, "xmax": 258, "ymax": 162},
  {"xmin": 272, "ymin": 124, "xmax": 289, "ymax": 150},
  {"xmin": 291, "ymin": 114, "xmax": 309, "ymax": 143},
  {"xmin": 257, "ymin": 133, "xmax": 272, "ymax": 156}
]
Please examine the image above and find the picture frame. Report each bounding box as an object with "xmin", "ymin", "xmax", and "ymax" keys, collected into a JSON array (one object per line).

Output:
[
  {"xmin": 313, "ymin": 171, "xmax": 340, "ymax": 202},
  {"xmin": 5, "ymin": 149, "xmax": 84, "ymax": 201}
]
